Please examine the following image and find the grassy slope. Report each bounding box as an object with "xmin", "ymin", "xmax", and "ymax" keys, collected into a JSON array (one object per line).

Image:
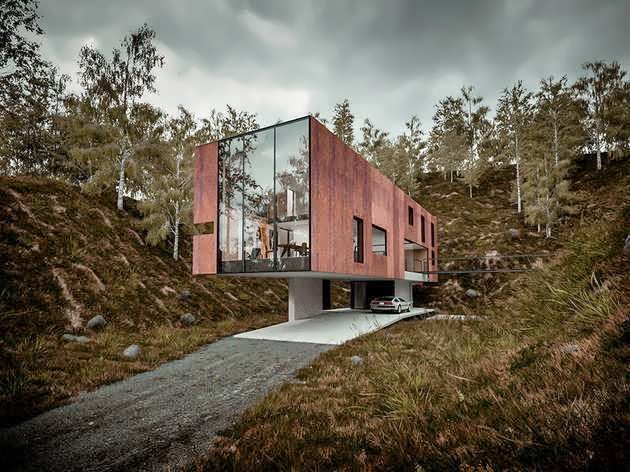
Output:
[
  {"xmin": 201, "ymin": 159, "xmax": 630, "ymax": 470},
  {"xmin": 0, "ymin": 177, "xmax": 347, "ymax": 426}
]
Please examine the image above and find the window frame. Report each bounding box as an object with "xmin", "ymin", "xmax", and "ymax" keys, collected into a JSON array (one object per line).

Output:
[
  {"xmin": 353, "ymin": 216, "xmax": 364, "ymax": 263},
  {"xmin": 421, "ymin": 215, "xmax": 426, "ymax": 243},
  {"xmin": 371, "ymin": 224, "xmax": 388, "ymax": 256}
]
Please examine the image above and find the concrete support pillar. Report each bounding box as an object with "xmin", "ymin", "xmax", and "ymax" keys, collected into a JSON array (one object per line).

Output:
[
  {"xmin": 394, "ymin": 279, "xmax": 412, "ymax": 304},
  {"xmin": 288, "ymin": 278, "xmax": 323, "ymax": 322},
  {"xmin": 351, "ymin": 281, "xmax": 367, "ymax": 309}
]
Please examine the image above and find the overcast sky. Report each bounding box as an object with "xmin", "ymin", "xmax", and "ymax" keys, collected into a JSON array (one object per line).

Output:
[{"xmin": 39, "ymin": 0, "xmax": 630, "ymax": 136}]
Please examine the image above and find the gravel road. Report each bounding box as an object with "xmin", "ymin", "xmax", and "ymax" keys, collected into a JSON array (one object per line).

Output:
[{"xmin": 0, "ymin": 337, "xmax": 332, "ymax": 471}]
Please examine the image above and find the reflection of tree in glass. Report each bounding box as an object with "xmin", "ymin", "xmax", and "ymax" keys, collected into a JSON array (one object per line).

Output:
[{"xmin": 276, "ymin": 135, "xmax": 309, "ymax": 217}]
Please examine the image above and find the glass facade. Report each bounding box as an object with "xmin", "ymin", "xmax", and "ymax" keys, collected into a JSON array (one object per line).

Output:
[{"xmin": 218, "ymin": 117, "xmax": 310, "ymax": 273}]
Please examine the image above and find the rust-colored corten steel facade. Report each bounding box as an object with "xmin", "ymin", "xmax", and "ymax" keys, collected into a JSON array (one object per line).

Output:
[{"xmin": 192, "ymin": 116, "xmax": 438, "ymax": 290}]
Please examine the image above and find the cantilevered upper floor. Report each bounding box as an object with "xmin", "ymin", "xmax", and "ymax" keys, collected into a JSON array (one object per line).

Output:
[{"xmin": 192, "ymin": 116, "xmax": 438, "ymax": 283}]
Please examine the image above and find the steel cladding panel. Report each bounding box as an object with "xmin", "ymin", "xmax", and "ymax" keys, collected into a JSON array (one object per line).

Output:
[{"xmin": 310, "ymin": 117, "xmax": 438, "ymax": 280}]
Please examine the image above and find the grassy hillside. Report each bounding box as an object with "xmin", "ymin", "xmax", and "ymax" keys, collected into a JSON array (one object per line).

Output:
[
  {"xmin": 0, "ymin": 177, "xmax": 345, "ymax": 426},
  {"xmin": 200, "ymin": 159, "xmax": 630, "ymax": 470}
]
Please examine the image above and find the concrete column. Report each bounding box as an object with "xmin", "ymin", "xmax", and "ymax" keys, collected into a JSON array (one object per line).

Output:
[
  {"xmin": 351, "ymin": 281, "xmax": 367, "ymax": 309},
  {"xmin": 288, "ymin": 278, "xmax": 323, "ymax": 321},
  {"xmin": 394, "ymin": 279, "xmax": 412, "ymax": 304}
]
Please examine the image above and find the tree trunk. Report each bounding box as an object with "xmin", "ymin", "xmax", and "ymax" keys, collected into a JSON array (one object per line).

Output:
[
  {"xmin": 596, "ymin": 130, "xmax": 602, "ymax": 170},
  {"xmin": 173, "ymin": 210, "xmax": 180, "ymax": 261},
  {"xmin": 117, "ymin": 155, "xmax": 127, "ymax": 211},
  {"xmin": 450, "ymin": 170, "xmax": 454, "ymax": 183},
  {"xmin": 469, "ymin": 184, "xmax": 473, "ymax": 199},
  {"xmin": 516, "ymin": 160, "xmax": 522, "ymax": 213},
  {"xmin": 596, "ymin": 148, "xmax": 602, "ymax": 171},
  {"xmin": 515, "ymin": 135, "xmax": 522, "ymax": 213},
  {"xmin": 545, "ymin": 223, "xmax": 551, "ymax": 239},
  {"xmin": 553, "ymin": 118, "xmax": 559, "ymax": 167}
]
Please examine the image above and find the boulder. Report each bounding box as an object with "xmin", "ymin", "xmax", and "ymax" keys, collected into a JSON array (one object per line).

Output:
[
  {"xmin": 180, "ymin": 313, "xmax": 196, "ymax": 326},
  {"xmin": 178, "ymin": 289, "xmax": 192, "ymax": 301},
  {"xmin": 350, "ymin": 355, "xmax": 363, "ymax": 366},
  {"xmin": 508, "ymin": 228, "xmax": 521, "ymax": 240},
  {"xmin": 465, "ymin": 288, "xmax": 480, "ymax": 298},
  {"xmin": 61, "ymin": 334, "xmax": 90, "ymax": 343},
  {"xmin": 86, "ymin": 315, "xmax": 107, "ymax": 330},
  {"xmin": 560, "ymin": 343, "xmax": 579, "ymax": 354},
  {"xmin": 122, "ymin": 344, "xmax": 141, "ymax": 359}
]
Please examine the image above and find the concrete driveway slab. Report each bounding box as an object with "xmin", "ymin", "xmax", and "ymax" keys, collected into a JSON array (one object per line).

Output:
[{"xmin": 234, "ymin": 308, "xmax": 434, "ymax": 345}]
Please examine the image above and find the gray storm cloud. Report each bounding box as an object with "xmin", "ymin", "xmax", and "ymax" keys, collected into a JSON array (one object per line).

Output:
[{"xmin": 39, "ymin": 0, "xmax": 630, "ymax": 135}]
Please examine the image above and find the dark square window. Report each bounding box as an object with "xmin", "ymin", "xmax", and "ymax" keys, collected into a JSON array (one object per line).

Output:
[
  {"xmin": 431, "ymin": 222, "xmax": 435, "ymax": 246},
  {"xmin": 408, "ymin": 206, "xmax": 414, "ymax": 226}
]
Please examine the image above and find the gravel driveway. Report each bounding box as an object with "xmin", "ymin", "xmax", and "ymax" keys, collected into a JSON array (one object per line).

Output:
[{"xmin": 0, "ymin": 337, "xmax": 332, "ymax": 471}]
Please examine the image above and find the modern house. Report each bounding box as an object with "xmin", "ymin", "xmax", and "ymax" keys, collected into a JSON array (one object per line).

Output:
[{"xmin": 192, "ymin": 116, "xmax": 438, "ymax": 320}]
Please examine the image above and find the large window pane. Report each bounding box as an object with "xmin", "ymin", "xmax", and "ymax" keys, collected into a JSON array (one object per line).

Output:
[
  {"xmin": 243, "ymin": 128, "xmax": 275, "ymax": 272},
  {"xmin": 217, "ymin": 117, "xmax": 310, "ymax": 274},
  {"xmin": 275, "ymin": 119, "xmax": 310, "ymax": 271},
  {"xmin": 372, "ymin": 225, "xmax": 387, "ymax": 255},
  {"xmin": 218, "ymin": 138, "xmax": 244, "ymax": 273}
]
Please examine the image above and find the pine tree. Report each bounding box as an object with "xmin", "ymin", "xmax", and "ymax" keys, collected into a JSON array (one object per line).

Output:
[
  {"xmin": 73, "ymin": 23, "xmax": 164, "ymax": 210},
  {"xmin": 574, "ymin": 60, "xmax": 627, "ymax": 170},
  {"xmin": 332, "ymin": 98, "xmax": 354, "ymax": 147},
  {"xmin": 496, "ymin": 81, "xmax": 533, "ymax": 213},
  {"xmin": 137, "ymin": 106, "xmax": 196, "ymax": 260}
]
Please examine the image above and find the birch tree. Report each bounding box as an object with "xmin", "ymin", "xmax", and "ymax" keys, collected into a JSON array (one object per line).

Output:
[
  {"xmin": 75, "ymin": 23, "xmax": 164, "ymax": 210},
  {"xmin": 536, "ymin": 76, "xmax": 583, "ymax": 168},
  {"xmin": 521, "ymin": 110, "xmax": 573, "ymax": 238},
  {"xmin": 138, "ymin": 106, "xmax": 195, "ymax": 260},
  {"xmin": 574, "ymin": 60, "xmax": 627, "ymax": 170},
  {"xmin": 459, "ymin": 86, "xmax": 491, "ymax": 198},
  {"xmin": 359, "ymin": 118, "xmax": 390, "ymax": 163},
  {"xmin": 496, "ymin": 81, "xmax": 532, "ymax": 213},
  {"xmin": 428, "ymin": 96, "xmax": 466, "ymax": 182}
]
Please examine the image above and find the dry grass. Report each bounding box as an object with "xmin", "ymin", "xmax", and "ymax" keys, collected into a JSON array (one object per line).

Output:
[
  {"xmin": 200, "ymin": 191, "xmax": 630, "ymax": 468},
  {"xmin": 0, "ymin": 176, "xmax": 297, "ymax": 426}
]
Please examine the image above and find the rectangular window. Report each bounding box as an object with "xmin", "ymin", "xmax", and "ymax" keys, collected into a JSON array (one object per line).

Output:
[
  {"xmin": 353, "ymin": 217, "xmax": 364, "ymax": 263},
  {"xmin": 421, "ymin": 215, "xmax": 426, "ymax": 243},
  {"xmin": 431, "ymin": 222, "xmax": 435, "ymax": 246},
  {"xmin": 218, "ymin": 117, "xmax": 310, "ymax": 274},
  {"xmin": 372, "ymin": 225, "xmax": 387, "ymax": 256},
  {"xmin": 408, "ymin": 206, "xmax": 414, "ymax": 226},
  {"xmin": 431, "ymin": 250, "xmax": 436, "ymax": 266}
]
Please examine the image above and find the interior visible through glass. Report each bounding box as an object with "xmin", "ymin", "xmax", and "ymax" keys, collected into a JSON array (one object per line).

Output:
[{"xmin": 218, "ymin": 117, "xmax": 310, "ymax": 273}]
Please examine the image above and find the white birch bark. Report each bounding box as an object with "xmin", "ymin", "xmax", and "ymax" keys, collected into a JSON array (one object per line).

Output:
[{"xmin": 116, "ymin": 154, "xmax": 128, "ymax": 211}]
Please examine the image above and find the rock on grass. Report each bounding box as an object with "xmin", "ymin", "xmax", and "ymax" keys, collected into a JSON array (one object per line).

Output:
[
  {"xmin": 86, "ymin": 315, "xmax": 107, "ymax": 330},
  {"xmin": 61, "ymin": 334, "xmax": 90, "ymax": 343},
  {"xmin": 122, "ymin": 345, "xmax": 141, "ymax": 359}
]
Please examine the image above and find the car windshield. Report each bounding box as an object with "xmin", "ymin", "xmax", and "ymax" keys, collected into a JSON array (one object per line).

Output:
[{"xmin": 374, "ymin": 296, "xmax": 395, "ymax": 301}]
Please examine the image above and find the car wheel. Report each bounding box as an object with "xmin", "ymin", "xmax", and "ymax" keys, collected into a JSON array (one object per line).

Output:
[{"xmin": 396, "ymin": 305, "xmax": 402, "ymax": 314}]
